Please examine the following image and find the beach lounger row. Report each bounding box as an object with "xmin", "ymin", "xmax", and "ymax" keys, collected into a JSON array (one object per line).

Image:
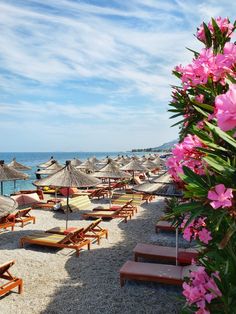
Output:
[
  {"xmin": 0, "ymin": 208, "xmax": 35, "ymax": 232},
  {"xmin": 119, "ymin": 243, "xmax": 198, "ymax": 287},
  {"xmin": 20, "ymin": 218, "xmax": 108, "ymax": 255}
]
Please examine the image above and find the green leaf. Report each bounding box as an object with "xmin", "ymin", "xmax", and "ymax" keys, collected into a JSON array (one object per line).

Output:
[
  {"xmin": 205, "ymin": 122, "xmax": 236, "ymax": 148},
  {"xmin": 182, "ymin": 166, "xmax": 209, "ymax": 190},
  {"xmin": 192, "ymin": 102, "xmax": 214, "ymax": 112},
  {"xmin": 203, "ymin": 156, "xmax": 235, "ymax": 173},
  {"xmin": 193, "ymin": 105, "xmax": 209, "ymax": 118},
  {"xmin": 203, "ymin": 22, "xmax": 212, "ymax": 47}
]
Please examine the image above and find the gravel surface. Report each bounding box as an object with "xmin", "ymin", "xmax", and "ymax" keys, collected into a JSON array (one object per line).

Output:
[{"xmin": 0, "ymin": 195, "xmax": 186, "ymax": 314}]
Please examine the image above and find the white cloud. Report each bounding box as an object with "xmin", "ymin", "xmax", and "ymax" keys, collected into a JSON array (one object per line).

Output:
[{"xmin": 0, "ymin": 0, "xmax": 235, "ymax": 150}]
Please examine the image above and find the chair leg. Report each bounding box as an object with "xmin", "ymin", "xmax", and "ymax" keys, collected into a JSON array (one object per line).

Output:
[
  {"xmin": 18, "ymin": 279, "xmax": 23, "ymax": 294},
  {"xmin": 120, "ymin": 276, "xmax": 125, "ymax": 287}
]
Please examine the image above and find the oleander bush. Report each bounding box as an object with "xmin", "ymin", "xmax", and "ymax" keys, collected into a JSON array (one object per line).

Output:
[{"xmin": 166, "ymin": 17, "xmax": 236, "ymax": 314}]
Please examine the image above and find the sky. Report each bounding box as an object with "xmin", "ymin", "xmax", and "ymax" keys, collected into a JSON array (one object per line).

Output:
[{"xmin": 0, "ymin": 0, "xmax": 235, "ymax": 152}]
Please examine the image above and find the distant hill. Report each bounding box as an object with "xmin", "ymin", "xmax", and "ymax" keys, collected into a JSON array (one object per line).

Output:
[
  {"xmin": 131, "ymin": 139, "xmax": 178, "ymax": 152},
  {"xmin": 152, "ymin": 139, "xmax": 178, "ymax": 151}
]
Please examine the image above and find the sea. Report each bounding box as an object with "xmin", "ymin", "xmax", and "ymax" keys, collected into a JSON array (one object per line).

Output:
[{"xmin": 0, "ymin": 151, "xmax": 150, "ymax": 196}]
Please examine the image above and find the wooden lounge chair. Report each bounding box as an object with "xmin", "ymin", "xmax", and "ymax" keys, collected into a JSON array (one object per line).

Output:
[
  {"xmin": 61, "ymin": 195, "xmax": 93, "ymax": 213},
  {"xmin": 46, "ymin": 219, "xmax": 108, "ymax": 245},
  {"xmin": 112, "ymin": 193, "xmax": 143, "ymax": 207},
  {"xmin": 10, "ymin": 208, "xmax": 36, "ymax": 228},
  {"xmin": 133, "ymin": 243, "xmax": 198, "ymax": 265},
  {"xmin": 119, "ymin": 260, "xmax": 194, "ymax": 287},
  {"xmin": 31, "ymin": 199, "xmax": 60, "ymax": 210},
  {"xmin": 88, "ymin": 188, "xmax": 109, "ymax": 200},
  {"xmin": 155, "ymin": 220, "xmax": 182, "ymax": 233},
  {"xmin": 20, "ymin": 228, "xmax": 90, "ymax": 256},
  {"xmin": 0, "ymin": 260, "xmax": 23, "ymax": 296},
  {"xmin": 0, "ymin": 215, "xmax": 15, "ymax": 231},
  {"xmin": 82, "ymin": 209, "xmax": 131, "ymax": 223},
  {"xmin": 93, "ymin": 199, "xmax": 137, "ymax": 216}
]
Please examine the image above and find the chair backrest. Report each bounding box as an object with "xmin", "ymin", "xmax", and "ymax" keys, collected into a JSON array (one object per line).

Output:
[
  {"xmin": 90, "ymin": 218, "xmax": 102, "ymax": 229},
  {"xmin": 15, "ymin": 208, "xmax": 32, "ymax": 218},
  {"xmin": 0, "ymin": 260, "xmax": 15, "ymax": 277},
  {"xmin": 61, "ymin": 196, "xmax": 92, "ymax": 212},
  {"xmin": 112, "ymin": 193, "xmax": 143, "ymax": 206},
  {"xmin": 121, "ymin": 199, "xmax": 133, "ymax": 209},
  {"xmin": 59, "ymin": 228, "xmax": 84, "ymax": 244}
]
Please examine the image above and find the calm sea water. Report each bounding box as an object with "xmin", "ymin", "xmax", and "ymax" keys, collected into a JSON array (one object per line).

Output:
[{"xmin": 0, "ymin": 151, "xmax": 146, "ymax": 195}]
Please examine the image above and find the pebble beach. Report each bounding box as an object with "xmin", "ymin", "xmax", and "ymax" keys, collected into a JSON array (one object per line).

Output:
[{"xmin": 0, "ymin": 194, "xmax": 186, "ymax": 314}]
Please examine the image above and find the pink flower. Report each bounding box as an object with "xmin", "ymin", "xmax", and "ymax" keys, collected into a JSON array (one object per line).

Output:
[
  {"xmin": 183, "ymin": 266, "xmax": 222, "ymax": 313},
  {"xmin": 198, "ymin": 228, "xmax": 212, "ymax": 244},
  {"xmin": 208, "ymin": 184, "xmax": 233, "ymax": 209},
  {"xmin": 196, "ymin": 17, "xmax": 234, "ymax": 42},
  {"xmin": 215, "ymin": 84, "xmax": 236, "ymax": 132}
]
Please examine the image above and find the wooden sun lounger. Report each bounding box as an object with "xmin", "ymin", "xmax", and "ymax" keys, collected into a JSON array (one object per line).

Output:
[
  {"xmin": 155, "ymin": 220, "xmax": 182, "ymax": 233},
  {"xmin": 10, "ymin": 208, "xmax": 36, "ymax": 228},
  {"xmin": 46, "ymin": 219, "xmax": 108, "ymax": 245},
  {"xmin": 82, "ymin": 209, "xmax": 131, "ymax": 223},
  {"xmin": 0, "ymin": 260, "xmax": 23, "ymax": 296},
  {"xmin": 20, "ymin": 228, "xmax": 90, "ymax": 256},
  {"xmin": 119, "ymin": 260, "xmax": 194, "ymax": 287},
  {"xmin": 133, "ymin": 243, "xmax": 198, "ymax": 265},
  {"xmin": 93, "ymin": 200, "xmax": 137, "ymax": 216},
  {"xmin": 0, "ymin": 215, "xmax": 15, "ymax": 231}
]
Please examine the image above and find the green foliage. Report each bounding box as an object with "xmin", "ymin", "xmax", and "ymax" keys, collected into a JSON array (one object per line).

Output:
[{"xmin": 168, "ymin": 17, "xmax": 236, "ymax": 313}]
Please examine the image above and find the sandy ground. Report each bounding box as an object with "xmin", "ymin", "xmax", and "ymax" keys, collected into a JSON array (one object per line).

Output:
[{"xmin": 0, "ymin": 193, "xmax": 187, "ymax": 314}]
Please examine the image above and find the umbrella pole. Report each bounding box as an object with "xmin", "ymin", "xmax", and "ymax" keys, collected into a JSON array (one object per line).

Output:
[
  {"xmin": 109, "ymin": 178, "xmax": 111, "ymax": 208},
  {"xmin": 13, "ymin": 180, "xmax": 16, "ymax": 194},
  {"xmin": 66, "ymin": 188, "xmax": 69, "ymax": 229},
  {"xmin": 176, "ymin": 227, "xmax": 179, "ymax": 266}
]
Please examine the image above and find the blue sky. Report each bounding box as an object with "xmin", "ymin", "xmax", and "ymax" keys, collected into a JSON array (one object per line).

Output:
[{"xmin": 0, "ymin": 0, "xmax": 235, "ymax": 152}]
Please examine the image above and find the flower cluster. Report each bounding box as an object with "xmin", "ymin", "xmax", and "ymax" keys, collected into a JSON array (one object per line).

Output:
[
  {"xmin": 208, "ymin": 184, "xmax": 233, "ymax": 209},
  {"xmin": 215, "ymin": 84, "xmax": 236, "ymax": 133},
  {"xmin": 196, "ymin": 17, "xmax": 234, "ymax": 42},
  {"xmin": 175, "ymin": 43, "xmax": 236, "ymax": 89},
  {"xmin": 166, "ymin": 134, "xmax": 205, "ymax": 181},
  {"xmin": 181, "ymin": 217, "xmax": 212, "ymax": 244},
  {"xmin": 183, "ymin": 266, "xmax": 222, "ymax": 314}
]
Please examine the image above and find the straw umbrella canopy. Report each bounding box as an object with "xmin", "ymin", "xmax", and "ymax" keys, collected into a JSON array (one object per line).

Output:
[
  {"xmin": 0, "ymin": 161, "xmax": 29, "ymax": 195},
  {"xmin": 93, "ymin": 159, "xmax": 131, "ymax": 205},
  {"xmin": 8, "ymin": 158, "xmax": 31, "ymax": 171},
  {"xmin": 38, "ymin": 156, "xmax": 55, "ymax": 168},
  {"xmin": 142, "ymin": 159, "xmax": 156, "ymax": 170},
  {"xmin": 152, "ymin": 156, "xmax": 161, "ymax": 167},
  {"xmin": 34, "ymin": 161, "xmax": 101, "ymax": 228},
  {"xmin": 35, "ymin": 161, "xmax": 63, "ymax": 176},
  {"xmin": 89, "ymin": 156, "xmax": 99, "ymax": 163},
  {"xmin": 0, "ymin": 195, "xmax": 18, "ymax": 218},
  {"xmin": 70, "ymin": 158, "xmax": 82, "ymax": 167},
  {"xmin": 120, "ymin": 159, "xmax": 148, "ymax": 182},
  {"xmin": 77, "ymin": 159, "xmax": 99, "ymax": 173},
  {"xmin": 118, "ymin": 156, "xmax": 128, "ymax": 165}
]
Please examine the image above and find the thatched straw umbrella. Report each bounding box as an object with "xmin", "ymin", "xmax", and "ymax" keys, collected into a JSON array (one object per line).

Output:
[
  {"xmin": 35, "ymin": 161, "xmax": 63, "ymax": 176},
  {"xmin": 8, "ymin": 158, "xmax": 31, "ymax": 171},
  {"xmin": 120, "ymin": 159, "xmax": 148, "ymax": 182},
  {"xmin": 142, "ymin": 159, "xmax": 156, "ymax": 170},
  {"xmin": 89, "ymin": 156, "xmax": 99, "ymax": 164},
  {"xmin": 38, "ymin": 156, "xmax": 55, "ymax": 168},
  {"xmin": 152, "ymin": 156, "xmax": 161, "ymax": 167},
  {"xmin": 77, "ymin": 159, "xmax": 99, "ymax": 173},
  {"xmin": 0, "ymin": 161, "xmax": 29, "ymax": 195},
  {"xmin": 70, "ymin": 158, "xmax": 82, "ymax": 167},
  {"xmin": 34, "ymin": 161, "xmax": 101, "ymax": 228},
  {"xmin": 93, "ymin": 159, "xmax": 131, "ymax": 206},
  {"xmin": 0, "ymin": 195, "xmax": 18, "ymax": 218}
]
